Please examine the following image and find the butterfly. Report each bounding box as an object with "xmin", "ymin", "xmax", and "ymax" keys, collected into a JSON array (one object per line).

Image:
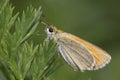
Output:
[{"xmin": 41, "ymin": 21, "xmax": 111, "ymax": 71}]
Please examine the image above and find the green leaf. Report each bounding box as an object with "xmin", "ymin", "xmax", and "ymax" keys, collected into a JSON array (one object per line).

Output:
[{"xmin": 0, "ymin": 1, "xmax": 60, "ymax": 80}]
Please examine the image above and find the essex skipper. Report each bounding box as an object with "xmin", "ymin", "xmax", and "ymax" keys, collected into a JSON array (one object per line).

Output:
[{"xmin": 41, "ymin": 21, "xmax": 111, "ymax": 71}]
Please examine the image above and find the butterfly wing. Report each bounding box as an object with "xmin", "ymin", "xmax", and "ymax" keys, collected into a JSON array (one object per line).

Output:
[
  {"xmin": 56, "ymin": 32, "xmax": 111, "ymax": 71},
  {"xmin": 57, "ymin": 33, "xmax": 95, "ymax": 71}
]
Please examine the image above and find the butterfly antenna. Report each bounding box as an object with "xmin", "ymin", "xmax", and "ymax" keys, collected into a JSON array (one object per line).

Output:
[{"xmin": 40, "ymin": 20, "xmax": 50, "ymax": 27}]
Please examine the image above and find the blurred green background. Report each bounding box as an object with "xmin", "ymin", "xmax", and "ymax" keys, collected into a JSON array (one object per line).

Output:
[{"xmin": 10, "ymin": 0, "xmax": 120, "ymax": 80}]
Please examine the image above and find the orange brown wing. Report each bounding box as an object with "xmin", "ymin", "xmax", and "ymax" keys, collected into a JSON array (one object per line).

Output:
[{"xmin": 58, "ymin": 32, "xmax": 111, "ymax": 70}]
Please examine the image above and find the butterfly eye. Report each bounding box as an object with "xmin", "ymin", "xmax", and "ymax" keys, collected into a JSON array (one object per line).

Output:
[{"xmin": 49, "ymin": 27, "xmax": 54, "ymax": 33}]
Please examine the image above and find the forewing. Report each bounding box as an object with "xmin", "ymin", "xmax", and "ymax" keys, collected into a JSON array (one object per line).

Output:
[
  {"xmin": 57, "ymin": 33, "xmax": 95, "ymax": 71},
  {"xmin": 57, "ymin": 33, "xmax": 111, "ymax": 70}
]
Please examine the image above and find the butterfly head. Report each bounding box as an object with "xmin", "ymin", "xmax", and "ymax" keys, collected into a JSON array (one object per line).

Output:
[
  {"xmin": 40, "ymin": 21, "xmax": 62, "ymax": 40},
  {"xmin": 45, "ymin": 25, "xmax": 58, "ymax": 40}
]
